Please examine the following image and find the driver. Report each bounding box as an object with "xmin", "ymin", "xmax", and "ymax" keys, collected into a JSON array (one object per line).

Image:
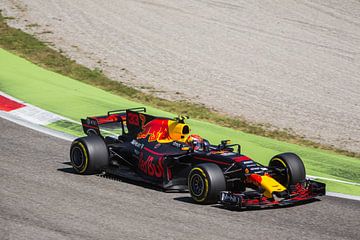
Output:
[{"xmin": 186, "ymin": 134, "xmax": 210, "ymax": 151}]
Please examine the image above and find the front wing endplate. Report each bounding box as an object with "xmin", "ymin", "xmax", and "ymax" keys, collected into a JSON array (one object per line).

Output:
[{"xmin": 220, "ymin": 180, "xmax": 326, "ymax": 209}]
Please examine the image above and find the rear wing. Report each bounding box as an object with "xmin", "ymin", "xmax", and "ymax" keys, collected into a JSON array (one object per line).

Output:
[{"xmin": 81, "ymin": 107, "xmax": 146, "ymax": 136}]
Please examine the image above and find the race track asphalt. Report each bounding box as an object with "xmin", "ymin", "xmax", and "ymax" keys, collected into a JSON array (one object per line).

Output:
[{"xmin": 1, "ymin": 118, "xmax": 359, "ymax": 240}]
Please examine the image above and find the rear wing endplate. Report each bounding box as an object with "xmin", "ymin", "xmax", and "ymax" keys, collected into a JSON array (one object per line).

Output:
[{"xmin": 81, "ymin": 107, "xmax": 146, "ymax": 136}]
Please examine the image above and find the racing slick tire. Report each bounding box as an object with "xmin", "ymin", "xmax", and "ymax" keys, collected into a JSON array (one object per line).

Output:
[
  {"xmin": 70, "ymin": 135, "xmax": 109, "ymax": 174},
  {"xmin": 269, "ymin": 152, "xmax": 306, "ymax": 187},
  {"xmin": 188, "ymin": 163, "xmax": 226, "ymax": 204}
]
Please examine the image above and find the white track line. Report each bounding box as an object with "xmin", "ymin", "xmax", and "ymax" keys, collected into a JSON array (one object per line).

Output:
[
  {"xmin": 326, "ymin": 192, "xmax": 360, "ymax": 201},
  {"xmin": 307, "ymin": 175, "xmax": 360, "ymax": 186},
  {"xmin": 0, "ymin": 111, "xmax": 75, "ymax": 142}
]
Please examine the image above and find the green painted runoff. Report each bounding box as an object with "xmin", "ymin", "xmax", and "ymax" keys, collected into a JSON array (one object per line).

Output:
[{"xmin": 1, "ymin": 48, "xmax": 359, "ymax": 195}]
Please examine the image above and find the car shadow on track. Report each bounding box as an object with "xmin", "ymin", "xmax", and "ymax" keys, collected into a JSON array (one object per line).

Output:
[
  {"xmin": 59, "ymin": 162, "xmax": 320, "ymax": 211},
  {"xmin": 58, "ymin": 162, "xmax": 191, "ymax": 193},
  {"xmin": 58, "ymin": 162, "xmax": 168, "ymax": 191},
  {"xmin": 57, "ymin": 162, "xmax": 77, "ymax": 174},
  {"xmin": 173, "ymin": 196, "xmax": 320, "ymax": 211},
  {"xmin": 57, "ymin": 167, "xmax": 77, "ymax": 174}
]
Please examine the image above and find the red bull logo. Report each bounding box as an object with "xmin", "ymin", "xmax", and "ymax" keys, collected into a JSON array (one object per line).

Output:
[
  {"xmin": 127, "ymin": 112, "xmax": 140, "ymax": 126},
  {"xmin": 137, "ymin": 119, "xmax": 170, "ymax": 142}
]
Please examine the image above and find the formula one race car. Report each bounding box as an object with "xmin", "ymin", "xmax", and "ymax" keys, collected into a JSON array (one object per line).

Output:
[{"xmin": 70, "ymin": 107, "xmax": 325, "ymax": 209}]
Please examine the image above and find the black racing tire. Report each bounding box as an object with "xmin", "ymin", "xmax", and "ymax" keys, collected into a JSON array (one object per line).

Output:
[
  {"xmin": 70, "ymin": 135, "xmax": 109, "ymax": 174},
  {"xmin": 269, "ymin": 152, "xmax": 306, "ymax": 187},
  {"xmin": 188, "ymin": 163, "xmax": 226, "ymax": 204}
]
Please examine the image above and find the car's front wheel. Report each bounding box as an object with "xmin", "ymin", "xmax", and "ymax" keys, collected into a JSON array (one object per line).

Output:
[
  {"xmin": 188, "ymin": 163, "xmax": 226, "ymax": 204},
  {"xmin": 269, "ymin": 152, "xmax": 306, "ymax": 187},
  {"xmin": 70, "ymin": 135, "xmax": 109, "ymax": 174}
]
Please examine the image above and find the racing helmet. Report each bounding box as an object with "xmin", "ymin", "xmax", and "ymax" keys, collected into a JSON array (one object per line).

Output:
[{"xmin": 186, "ymin": 134, "xmax": 205, "ymax": 151}]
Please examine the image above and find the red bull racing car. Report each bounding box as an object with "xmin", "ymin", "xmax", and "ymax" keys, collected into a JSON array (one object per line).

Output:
[{"xmin": 70, "ymin": 107, "xmax": 325, "ymax": 209}]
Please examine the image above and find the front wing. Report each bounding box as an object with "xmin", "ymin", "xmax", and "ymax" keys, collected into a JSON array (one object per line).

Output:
[{"xmin": 220, "ymin": 179, "xmax": 325, "ymax": 209}]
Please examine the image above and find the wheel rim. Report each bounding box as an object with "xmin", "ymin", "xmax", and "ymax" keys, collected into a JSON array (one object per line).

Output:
[
  {"xmin": 270, "ymin": 158, "xmax": 289, "ymax": 186},
  {"xmin": 190, "ymin": 173, "xmax": 205, "ymax": 197},
  {"xmin": 71, "ymin": 146, "xmax": 84, "ymax": 168}
]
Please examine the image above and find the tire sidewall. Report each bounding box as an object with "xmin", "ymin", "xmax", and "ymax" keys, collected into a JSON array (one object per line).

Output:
[
  {"xmin": 269, "ymin": 152, "xmax": 306, "ymax": 187},
  {"xmin": 70, "ymin": 136, "xmax": 108, "ymax": 174},
  {"xmin": 70, "ymin": 140, "xmax": 89, "ymax": 174},
  {"xmin": 188, "ymin": 163, "xmax": 226, "ymax": 204}
]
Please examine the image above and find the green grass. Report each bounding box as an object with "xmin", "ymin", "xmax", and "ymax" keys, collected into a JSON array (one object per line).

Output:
[
  {"xmin": 0, "ymin": 11, "xmax": 358, "ymax": 159},
  {"xmin": 1, "ymin": 48, "xmax": 359, "ymax": 196},
  {"xmin": 48, "ymin": 120, "xmax": 84, "ymax": 137}
]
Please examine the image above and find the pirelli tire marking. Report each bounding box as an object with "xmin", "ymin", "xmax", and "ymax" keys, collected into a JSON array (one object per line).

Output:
[
  {"xmin": 71, "ymin": 141, "xmax": 89, "ymax": 173},
  {"xmin": 189, "ymin": 167, "xmax": 209, "ymax": 203}
]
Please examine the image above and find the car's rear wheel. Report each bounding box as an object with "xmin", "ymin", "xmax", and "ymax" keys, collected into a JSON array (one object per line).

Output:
[
  {"xmin": 70, "ymin": 135, "xmax": 109, "ymax": 174},
  {"xmin": 188, "ymin": 163, "xmax": 226, "ymax": 204},
  {"xmin": 269, "ymin": 152, "xmax": 306, "ymax": 187}
]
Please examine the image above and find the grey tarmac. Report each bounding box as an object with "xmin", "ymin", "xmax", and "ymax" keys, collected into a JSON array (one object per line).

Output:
[{"xmin": 0, "ymin": 118, "xmax": 359, "ymax": 240}]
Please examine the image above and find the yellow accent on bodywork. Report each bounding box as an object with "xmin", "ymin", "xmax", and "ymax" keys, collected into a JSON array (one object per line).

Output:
[
  {"xmin": 146, "ymin": 120, "xmax": 190, "ymax": 144},
  {"xmin": 168, "ymin": 120, "xmax": 190, "ymax": 142},
  {"xmin": 181, "ymin": 146, "xmax": 190, "ymax": 151},
  {"xmin": 260, "ymin": 175, "xmax": 287, "ymax": 198}
]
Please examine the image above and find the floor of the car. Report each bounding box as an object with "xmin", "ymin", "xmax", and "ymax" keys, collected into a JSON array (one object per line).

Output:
[
  {"xmin": 103, "ymin": 165, "xmax": 188, "ymax": 193},
  {"xmin": 105, "ymin": 165, "xmax": 145, "ymax": 183}
]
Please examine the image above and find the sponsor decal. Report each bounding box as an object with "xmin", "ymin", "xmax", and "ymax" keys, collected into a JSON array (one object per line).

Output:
[
  {"xmin": 137, "ymin": 119, "xmax": 170, "ymax": 142},
  {"xmin": 242, "ymin": 160, "xmax": 254, "ymax": 164},
  {"xmin": 86, "ymin": 118, "xmax": 98, "ymax": 126},
  {"xmin": 172, "ymin": 141, "xmax": 183, "ymax": 148},
  {"xmin": 249, "ymin": 167, "xmax": 260, "ymax": 171},
  {"xmin": 127, "ymin": 112, "xmax": 140, "ymax": 126},
  {"xmin": 138, "ymin": 152, "xmax": 164, "ymax": 178},
  {"xmin": 221, "ymin": 192, "xmax": 240, "ymax": 204},
  {"xmin": 131, "ymin": 139, "xmax": 144, "ymax": 149}
]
